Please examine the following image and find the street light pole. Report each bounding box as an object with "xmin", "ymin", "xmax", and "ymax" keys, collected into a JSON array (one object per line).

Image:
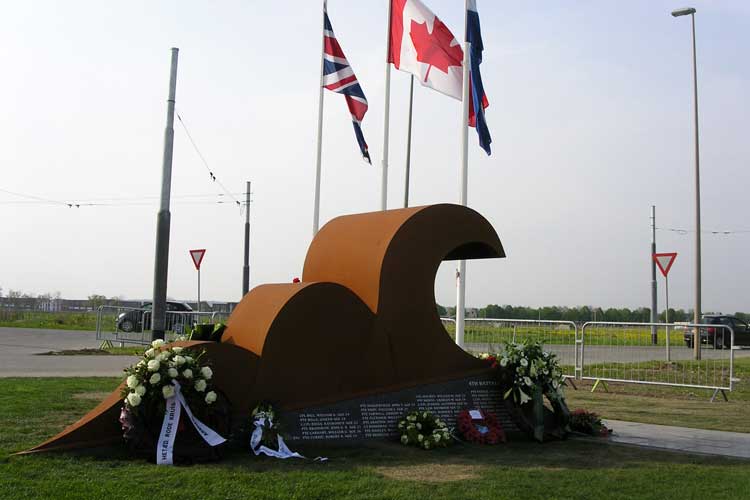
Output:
[{"xmin": 671, "ymin": 7, "xmax": 701, "ymax": 360}]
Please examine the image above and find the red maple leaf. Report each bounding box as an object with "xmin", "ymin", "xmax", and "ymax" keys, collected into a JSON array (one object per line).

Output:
[{"xmin": 409, "ymin": 17, "xmax": 463, "ymax": 82}]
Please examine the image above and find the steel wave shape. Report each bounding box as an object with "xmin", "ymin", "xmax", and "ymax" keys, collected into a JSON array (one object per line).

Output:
[{"xmin": 222, "ymin": 204, "xmax": 505, "ymax": 407}]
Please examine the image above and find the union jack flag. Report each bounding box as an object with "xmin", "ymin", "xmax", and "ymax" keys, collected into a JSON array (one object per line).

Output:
[{"xmin": 322, "ymin": 6, "xmax": 371, "ymax": 163}]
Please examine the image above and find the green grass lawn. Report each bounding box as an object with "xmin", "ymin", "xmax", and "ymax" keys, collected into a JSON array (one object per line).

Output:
[
  {"xmin": 444, "ymin": 323, "xmax": 689, "ymax": 347},
  {"xmin": 581, "ymin": 358, "xmax": 733, "ymax": 389},
  {"xmin": 567, "ymin": 357, "xmax": 750, "ymax": 433},
  {"xmin": 0, "ymin": 311, "xmax": 104, "ymax": 331},
  {"xmin": 2, "ymin": 377, "xmax": 750, "ymax": 500},
  {"xmin": 0, "ymin": 311, "xmax": 221, "ymax": 335}
]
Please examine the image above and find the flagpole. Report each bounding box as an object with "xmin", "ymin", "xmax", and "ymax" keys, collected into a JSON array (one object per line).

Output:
[
  {"xmin": 381, "ymin": 0, "xmax": 392, "ymax": 211},
  {"xmin": 403, "ymin": 75, "xmax": 414, "ymax": 207},
  {"xmin": 456, "ymin": 1, "xmax": 471, "ymax": 349},
  {"xmin": 312, "ymin": 0, "xmax": 327, "ymax": 236}
]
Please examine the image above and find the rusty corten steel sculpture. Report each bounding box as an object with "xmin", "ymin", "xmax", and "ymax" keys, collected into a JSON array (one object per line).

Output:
[{"xmin": 26, "ymin": 203, "xmax": 505, "ymax": 453}]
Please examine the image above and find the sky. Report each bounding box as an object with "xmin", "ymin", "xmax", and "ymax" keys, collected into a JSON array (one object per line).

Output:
[{"xmin": 1, "ymin": 1, "xmax": 749, "ymax": 313}]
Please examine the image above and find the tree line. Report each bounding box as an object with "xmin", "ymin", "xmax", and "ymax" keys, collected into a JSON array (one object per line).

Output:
[
  {"xmin": 3, "ymin": 285, "xmax": 747, "ymax": 324},
  {"xmin": 438, "ymin": 304, "xmax": 750, "ymax": 324},
  {"xmin": 0, "ymin": 287, "xmax": 124, "ymax": 310}
]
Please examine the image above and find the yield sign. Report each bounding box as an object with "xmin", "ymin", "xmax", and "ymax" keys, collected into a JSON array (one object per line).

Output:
[
  {"xmin": 189, "ymin": 249, "xmax": 206, "ymax": 270},
  {"xmin": 653, "ymin": 252, "xmax": 677, "ymax": 278}
]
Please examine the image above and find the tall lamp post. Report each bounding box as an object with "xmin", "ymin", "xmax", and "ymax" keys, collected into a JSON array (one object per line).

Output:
[
  {"xmin": 671, "ymin": 7, "xmax": 701, "ymax": 360},
  {"xmin": 152, "ymin": 47, "xmax": 179, "ymax": 341}
]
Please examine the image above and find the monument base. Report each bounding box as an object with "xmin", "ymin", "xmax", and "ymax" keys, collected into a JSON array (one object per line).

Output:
[{"xmin": 283, "ymin": 372, "xmax": 519, "ymax": 443}]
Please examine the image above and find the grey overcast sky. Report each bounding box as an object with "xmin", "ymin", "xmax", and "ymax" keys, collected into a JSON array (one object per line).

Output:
[{"xmin": 1, "ymin": 1, "xmax": 749, "ymax": 312}]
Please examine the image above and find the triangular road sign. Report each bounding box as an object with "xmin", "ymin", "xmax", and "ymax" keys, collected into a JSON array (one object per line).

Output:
[
  {"xmin": 190, "ymin": 249, "xmax": 206, "ymax": 270},
  {"xmin": 653, "ymin": 252, "xmax": 677, "ymax": 278}
]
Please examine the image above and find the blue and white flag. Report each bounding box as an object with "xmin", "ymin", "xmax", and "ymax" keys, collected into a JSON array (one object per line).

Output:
[
  {"xmin": 467, "ymin": 0, "xmax": 492, "ymax": 155},
  {"xmin": 322, "ymin": 4, "xmax": 371, "ymax": 163}
]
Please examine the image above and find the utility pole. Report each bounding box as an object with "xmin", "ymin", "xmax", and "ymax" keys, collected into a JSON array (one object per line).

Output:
[
  {"xmin": 242, "ymin": 181, "xmax": 251, "ymax": 297},
  {"xmin": 650, "ymin": 205, "xmax": 658, "ymax": 344},
  {"xmin": 151, "ymin": 47, "xmax": 179, "ymax": 341}
]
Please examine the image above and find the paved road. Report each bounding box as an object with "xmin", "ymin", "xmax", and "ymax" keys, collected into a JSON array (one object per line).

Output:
[{"xmin": 0, "ymin": 327, "xmax": 139, "ymax": 377}]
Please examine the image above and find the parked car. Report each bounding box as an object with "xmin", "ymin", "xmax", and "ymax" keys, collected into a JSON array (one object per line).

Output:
[
  {"xmin": 683, "ymin": 315, "xmax": 750, "ymax": 349},
  {"xmin": 116, "ymin": 301, "xmax": 194, "ymax": 333}
]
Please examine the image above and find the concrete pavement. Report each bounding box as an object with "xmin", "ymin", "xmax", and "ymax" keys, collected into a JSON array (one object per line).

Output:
[
  {"xmin": 0, "ymin": 327, "xmax": 139, "ymax": 377},
  {"xmin": 604, "ymin": 419, "xmax": 750, "ymax": 459}
]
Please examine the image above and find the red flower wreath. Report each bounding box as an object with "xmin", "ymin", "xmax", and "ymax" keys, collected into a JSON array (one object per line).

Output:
[
  {"xmin": 457, "ymin": 409, "xmax": 506, "ymax": 445},
  {"xmin": 481, "ymin": 354, "xmax": 499, "ymax": 369}
]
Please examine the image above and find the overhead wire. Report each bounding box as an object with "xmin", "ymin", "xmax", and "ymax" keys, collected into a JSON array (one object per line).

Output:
[
  {"xmin": 4, "ymin": 108, "xmax": 245, "ymax": 212},
  {"xmin": 0, "ymin": 187, "xmax": 77, "ymax": 208},
  {"xmin": 0, "ymin": 187, "xmax": 244, "ymax": 208},
  {"xmin": 66, "ymin": 192, "xmax": 245, "ymax": 203},
  {"xmin": 175, "ymin": 109, "xmax": 241, "ymax": 207},
  {"xmin": 0, "ymin": 200, "xmax": 240, "ymax": 208},
  {"xmin": 657, "ymin": 226, "xmax": 750, "ymax": 236}
]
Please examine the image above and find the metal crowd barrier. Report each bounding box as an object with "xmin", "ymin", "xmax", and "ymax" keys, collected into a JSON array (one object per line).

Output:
[
  {"xmin": 440, "ymin": 317, "xmax": 456, "ymax": 339},
  {"xmin": 451, "ymin": 318, "xmax": 580, "ymax": 380},
  {"xmin": 96, "ymin": 306, "xmax": 227, "ymax": 347},
  {"xmin": 580, "ymin": 321, "xmax": 737, "ymax": 401},
  {"xmin": 445, "ymin": 318, "xmax": 739, "ymax": 400}
]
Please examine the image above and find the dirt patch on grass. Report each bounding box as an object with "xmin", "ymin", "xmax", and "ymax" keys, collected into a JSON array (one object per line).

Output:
[
  {"xmin": 36, "ymin": 349, "xmax": 112, "ymax": 356},
  {"xmin": 375, "ymin": 463, "xmax": 484, "ymax": 483},
  {"xmin": 72, "ymin": 391, "xmax": 112, "ymax": 401}
]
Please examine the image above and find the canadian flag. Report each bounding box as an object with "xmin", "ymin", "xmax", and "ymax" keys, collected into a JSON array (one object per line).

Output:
[{"xmin": 388, "ymin": 0, "xmax": 463, "ymax": 100}]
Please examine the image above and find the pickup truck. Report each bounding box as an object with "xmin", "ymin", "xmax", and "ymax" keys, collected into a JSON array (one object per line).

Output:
[{"xmin": 684, "ymin": 315, "xmax": 750, "ymax": 349}]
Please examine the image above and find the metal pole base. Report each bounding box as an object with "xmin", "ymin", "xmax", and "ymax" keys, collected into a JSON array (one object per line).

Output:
[
  {"xmin": 710, "ymin": 388, "xmax": 729, "ymax": 403},
  {"xmin": 151, "ymin": 210, "xmax": 171, "ymax": 341},
  {"xmin": 565, "ymin": 377, "xmax": 578, "ymax": 391},
  {"xmin": 591, "ymin": 379, "xmax": 609, "ymax": 393}
]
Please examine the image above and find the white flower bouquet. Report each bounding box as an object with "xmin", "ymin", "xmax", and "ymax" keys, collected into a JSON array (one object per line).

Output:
[
  {"xmin": 397, "ymin": 410, "xmax": 451, "ymax": 450},
  {"xmin": 120, "ymin": 339, "xmax": 218, "ymax": 415},
  {"xmin": 250, "ymin": 403, "xmax": 282, "ymax": 451},
  {"xmin": 491, "ymin": 340, "xmax": 565, "ymax": 406},
  {"xmin": 479, "ymin": 340, "xmax": 570, "ymax": 442},
  {"xmin": 118, "ymin": 339, "xmax": 229, "ymax": 462}
]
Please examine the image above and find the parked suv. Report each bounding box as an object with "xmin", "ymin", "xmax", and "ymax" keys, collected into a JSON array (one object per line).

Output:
[
  {"xmin": 683, "ymin": 315, "xmax": 750, "ymax": 349},
  {"xmin": 116, "ymin": 301, "xmax": 193, "ymax": 333}
]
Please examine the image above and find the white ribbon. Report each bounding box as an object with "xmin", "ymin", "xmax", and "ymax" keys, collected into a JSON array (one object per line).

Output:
[
  {"xmin": 250, "ymin": 416, "xmax": 305, "ymax": 460},
  {"xmin": 156, "ymin": 393, "xmax": 181, "ymax": 465},
  {"xmin": 156, "ymin": 381, "xmax": 226, "ymax": 465}
]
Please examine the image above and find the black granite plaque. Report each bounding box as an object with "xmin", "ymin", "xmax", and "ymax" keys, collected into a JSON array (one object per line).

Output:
[{"xmin": 284, "ymin": 373, "xmax": 517, "ymax": 443}]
